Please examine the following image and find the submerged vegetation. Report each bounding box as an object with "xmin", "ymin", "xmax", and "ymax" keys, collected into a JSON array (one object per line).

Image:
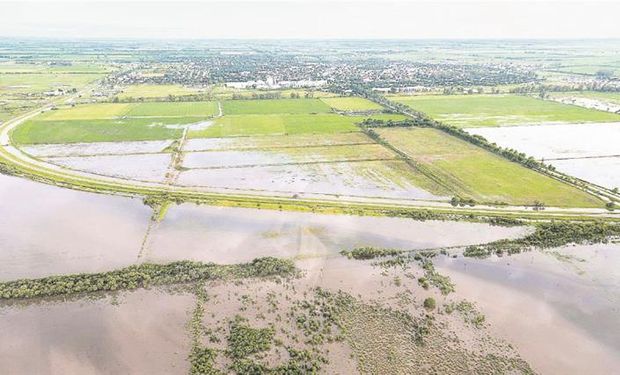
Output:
[{"xmin": 0, "ymin": 257, "xmax": 296, "ymax": 300}]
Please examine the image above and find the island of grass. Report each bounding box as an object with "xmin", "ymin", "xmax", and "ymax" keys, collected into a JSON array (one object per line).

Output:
[
  {"xmin": 392, "ymin": 94, "xmax": 620, "ymax": 127},
  {"xmin": 375, "ymin": 127, "xmax": 603, "ymax": 208}
]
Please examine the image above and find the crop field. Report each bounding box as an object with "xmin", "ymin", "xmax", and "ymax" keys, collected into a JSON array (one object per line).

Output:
[
  {"xmin": 0, "ymin": 73, "xmax": 102, "ymax": 94},
  {"xmin": 376, "ymin": 127, "xmax": 603, "ymax": 207},
  {"xmin": 118, "ymin": 84, "xmax": 202, "ymax": 99},
  {"xmin": 188, "ymin": 114, "xmax": 361, "ymax": 138},
  {"xmin": 320, "ymin": 97, "xmax": 384, "ymax": 111},
  {"xmin": 222, "ymin": 98, "xmax": 332, "ymax": 114},
  {"xmin": 12, "ymin": 118, "xmax": 185, "ymax": 144},
  {"xmin": 392, "ymin": 94, "xmax": 620, "ymax": 127},
  {"xmin": 550, "ymin": 91, "xmax": 620, "ymax": 105},
  {"xmin": 12, "ymin": 101, "xmax": 219, "ymax": 144}
]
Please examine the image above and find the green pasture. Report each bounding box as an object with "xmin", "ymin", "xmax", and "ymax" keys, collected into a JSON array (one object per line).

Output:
[
  {"xmin": 188, "ymin": 114, "xmax": 361, "ymax": 138},
  {"xmin": 118, "ymin": 84, "xmax": 202, "ymax": 99},
  {"xmin": 12, "ymin": 117, "xmax": 187, "ymax": 144},
  {"xmin": 377, "ymin": 127, "xmax": 603, "ymax": 207},
  {"xmin": 222, "ymin": 99, "xmax": 332, "ymax": 115},
  {"xmin": 392, "ymin": 94, "xmax": 620, "ymax": 127},
  {"xmin": 320, "ymin": 97, "xmax": 384, "ymax": 111}
]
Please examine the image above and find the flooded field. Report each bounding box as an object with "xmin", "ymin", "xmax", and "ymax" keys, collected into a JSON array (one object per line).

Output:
[
  {"xmin": 176, "ymin": 160, "xmax": 445, "ymax": 200},
  {"xmin": 467, "ymin": 122, "xmax": 620, "ymax": 160},
  {"xmin": 552, "ymin": 157, "xmax": 620, "ymax": 189},
  {"xmin": 144, "ymin": 204, "xmax": 529, "ymax": 263},
  {"xmin": 0, "ymin": 289, "xmax": 193, "ymax": 374},
  {"xmin": 183, "ymin": 144, "xmax": 394, "ymax": 169},
  {"xmin": 21, "ymin": 140, "xmax": 174, "ymax": 158},
  {"xmin": 45, "ymin": 153, "xmax": 172, "ymax": 182},
  {"xmin": 183, "ymin": 133, "xmax": 372, "ymax": 152},
  {"xmin": 467, "ymin": 123, "xmax": 620, "ymax": 189},
  {"xmin": 0, "ymin": 174, "xmax": 150, "ymax": 280},
  {"xmin": 435, "ymin": 245, "xmax": 620, "ymax": 375}
]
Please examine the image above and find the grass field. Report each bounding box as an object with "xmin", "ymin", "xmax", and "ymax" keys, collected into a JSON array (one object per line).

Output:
[
  {"xmin": 392, "ymin": 94, "xmax": 620, "ymax": 127},
  {"xmin": 125, "ymin": 101, "xmax": 219, "ymax": 117},
  {"xmin": 0, "ymin": 73, "xmax": 102, "ymax": 94},
  {"xmin": 320, "ymin": 97, "xmax": 384, "ymax": 111},
  {"xmin": 12, "ymin": 118, "xmax": 185, "ymax": 144},
  {"xmin": 222, "ymin": 99, "xmax": 332, "ymax": 115},
  {"xmin": 39, "ymin": 101, "xmax": 219, "ymax": 120},
  {"xmin": 376, "ymin": 127, "xmax": 602, "ymax": 207},
  {"xmin": 118, "ymin": 84, "xmax": 202, "ymax": 99},
  {"xmin": 188, "ymin": 114, "xmax": 361, "ymax": 138}
]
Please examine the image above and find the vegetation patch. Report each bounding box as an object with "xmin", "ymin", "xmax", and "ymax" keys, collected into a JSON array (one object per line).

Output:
[
  {"xmin": 392, "ymin": 94, "xmax": 620, "ymax": 127},
  {"xmin": 320, "ymin": 96, "xmax": 384, "ymax": 112},
  {"xmin": 464, "ymin": 221, "xmax": 620, "ymax": 257},
  {"xmin": 0, "ymin": 257, "xmax": 297, "ymax": 300}
]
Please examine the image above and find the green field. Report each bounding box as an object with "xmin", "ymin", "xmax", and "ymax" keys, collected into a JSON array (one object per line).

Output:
[
  {"xmin": 118, "ymin": 84, "xmax": 202, "ymax": 99},
  {"xmin": 189, "ymin": 114, "xmax": 361, "ymax": 138},
  {"xmin": 125, "ymin": 101, "xmax": 219, "ymax": 117},
  {"xmin": 377, "ymin": 127, "xmax": 602, "ymax": 207},
  {"xmin": 12, "ymin": 117, "xmax": 186, "ymax": 144},
  {"xmin": 0, "ymin": 73, "xmax": 102, "ymax": 94},
  {"xmin": 222, "ymin": 99, "xmax": 332, "ymax": 115},
  {"xmin": 320, "ymin": 97, "xmax": 384, "ymax": 111},
  {"xmin": 392, "ymin": 94, "xmax": 620, "ymax": 127}
]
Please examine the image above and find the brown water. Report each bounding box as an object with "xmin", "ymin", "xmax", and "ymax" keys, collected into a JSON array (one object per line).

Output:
[
  {"xmin": 0, "ymin": 289, "xmax": 193, "ymax": 374},
  {"xmin": 0, "ymin": 174, "xmax": 151, "ymax": 280},
  {"xmin": 145, "ymin": 203, "xmax": 528, "ymax": 264},
  {"xmin": 435, "ymin": 246, "xmax": 620, "ymax": 375}
]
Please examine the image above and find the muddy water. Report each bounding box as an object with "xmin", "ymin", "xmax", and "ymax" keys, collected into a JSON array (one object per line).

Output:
[
  {"xmin": 0, "ymin": 174, "xmax": 150, "ymax": 280},
  {"xmin": 145, "ymin": 204, "xmax": 528, "ymax": 264},
  {"xmin": 0, "ymin": 289, "xmax": 193, "ymax": 374},
  {"xmin": 435, "ymin": 246, "xmax": 620, "ymax": 375}
]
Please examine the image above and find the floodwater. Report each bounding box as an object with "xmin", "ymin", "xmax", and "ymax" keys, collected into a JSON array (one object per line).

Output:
[
  {"xmin": 552, "ymin": 157, "xmax": 620, "ymax": 190},
  {"xmin": 0, "ymin": 174, "xmax": 150, "ymax": 280},
  {"xmin": 435, "ymin": 245, "xmax": 620, "ymax": 375},
  {"xmin": 467, "ymin": 122, "xmax": 620, "ymax": 160},
  {"xmin": 0, "ymin": 289, "xmax": 193, "ymax": 374},
  {"xmin": 183, "ymin": 133, "xmax": 371, "ymax": 152},
  {"xmin": 45, "ymin": 153, "xmax": 172, "ymax": 183},
  {"xmin": 21, "ymin": 140, "xmax": 174, "ymax": 158},
  {"xmin": 176, "ymin": 160, "xmax": 444, "ymax": 200},
  {"xmin": 144, "ymin": 203, "xmax": 529, "ymax": 264},
  {"xmin": 466, "ymin": 123, "xmax": 620, "ymax": 189}
]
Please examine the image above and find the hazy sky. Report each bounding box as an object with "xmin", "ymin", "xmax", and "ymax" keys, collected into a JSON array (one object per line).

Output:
[{"xmin": 1, "ymin": 0, "xmax": 620, "ymax": 39}]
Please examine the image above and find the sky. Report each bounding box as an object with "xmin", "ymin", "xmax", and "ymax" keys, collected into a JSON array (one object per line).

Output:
[{"xmin": 1, "ymin": 0, "xmax": 620, "ymax": 40}]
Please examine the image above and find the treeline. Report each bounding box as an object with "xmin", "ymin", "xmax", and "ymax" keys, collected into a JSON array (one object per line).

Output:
[
  {"xmin": 510, "ymin": 83, "xmax": 620, "ymax": 94},
  {"xmin": 464, "ymin": 221, "xmax": 620, "ymax": 257},
  {"xmin": 0, "ymin": 257, "xmax": 296, "ymax": 300}
]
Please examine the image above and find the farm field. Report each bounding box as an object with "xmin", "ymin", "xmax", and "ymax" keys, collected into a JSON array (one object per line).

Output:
[
  {"xmin": 376, "ymin": 127, "xmax": 603, "ymax": 207},
  {"xmin": 222, "ymin": 98, "xmax": 332, "ymax": 114},
  {"xmin": 118, "ymin": 84, "xmax": 203, "ymax": 99},
  {"xmin": 468, "ymin": 123, "xmax": 620, "ymax": 190},
  {"xmin": 320, "ymin": 96, "xmax": 384, "ymax": 111},
  {"xmin": 0, "ymin": 72, "xmax": 102, "ymax": 94},
  {"xmin": 12, "ymin": 101, "xmax": 219, "ymax": 144},
  {"xmin": 392, "ymin": 94, "xmax": 620, "ymax": 127},
  {"xmin": 188, "ymin": 113, "xmax": 360, "ymax": 138}
]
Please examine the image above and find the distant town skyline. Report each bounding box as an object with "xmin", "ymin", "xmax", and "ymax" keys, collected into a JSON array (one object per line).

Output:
[{"xmin": 2, "ymin": 1, "xmax": 620, "ymax": 40}]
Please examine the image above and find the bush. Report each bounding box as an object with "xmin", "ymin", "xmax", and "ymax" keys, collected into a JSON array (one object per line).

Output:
[{"xmin": 423, "ymin": 297, "xmax": 436, "ymax": 310}]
